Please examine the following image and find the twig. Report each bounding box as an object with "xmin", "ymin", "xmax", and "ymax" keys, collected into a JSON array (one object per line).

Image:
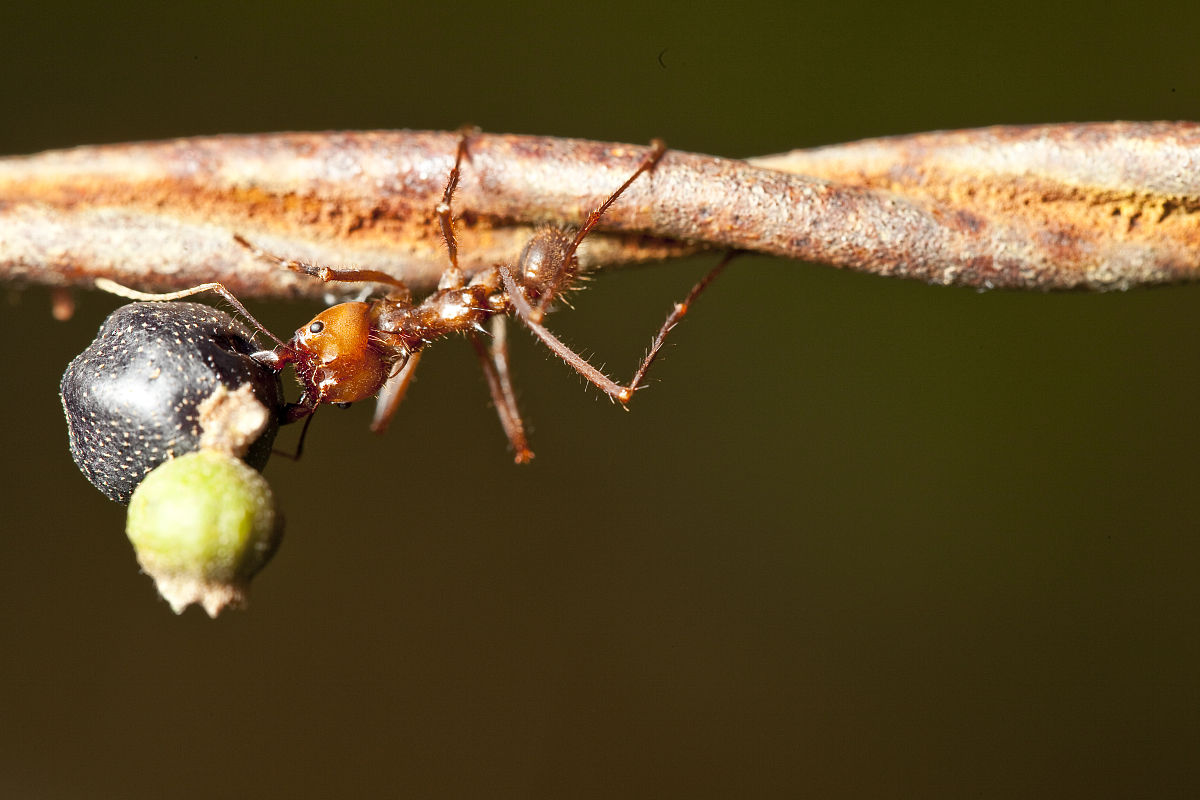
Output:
[
  {"xmin": 750, "ymin": 122, "xmax": 1200, "ymax": 289},
  {"xmin": 0, "ymin": 124, "xmax": 1197, "ymax": 297}
]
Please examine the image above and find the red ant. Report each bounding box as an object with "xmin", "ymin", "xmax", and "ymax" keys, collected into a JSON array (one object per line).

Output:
[{"xmin": 98, "ymin": 131, "xmax": 732, "ymax": 462}]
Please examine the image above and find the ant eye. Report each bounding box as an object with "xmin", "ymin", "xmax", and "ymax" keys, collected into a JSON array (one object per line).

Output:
[{"xmin": 309, "ymin": 321, "xmax": 325, "ymax": 334}]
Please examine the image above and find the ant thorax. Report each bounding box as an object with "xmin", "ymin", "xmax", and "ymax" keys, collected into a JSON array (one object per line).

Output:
[{"xmin": 368, "ymin": 270, "xmax": 507, "ymax": 347}]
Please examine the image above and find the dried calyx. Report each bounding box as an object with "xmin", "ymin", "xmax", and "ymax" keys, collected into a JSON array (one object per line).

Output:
[{"xmin": 126, "ymin": 450, "xmax": 282, "ymax": 617}]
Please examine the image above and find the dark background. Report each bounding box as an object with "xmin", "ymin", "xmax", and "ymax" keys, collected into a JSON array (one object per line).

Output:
[{"xmin": 2, "ymin": 2, "xmax": 1199, "ymax": 797}]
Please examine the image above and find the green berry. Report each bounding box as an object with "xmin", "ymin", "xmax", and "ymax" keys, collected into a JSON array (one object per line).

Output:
[{"xmin": 126, "ymin": 451, "xmax": 283, "ymax": 616}]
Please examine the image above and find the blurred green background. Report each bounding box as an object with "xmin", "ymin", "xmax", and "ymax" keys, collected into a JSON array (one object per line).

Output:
[{"xmin": 3, "ymin": 1, "xmax": 1199, "ymax": 797}]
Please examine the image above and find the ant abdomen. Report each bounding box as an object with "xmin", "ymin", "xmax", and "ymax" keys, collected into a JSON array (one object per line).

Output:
[{"xmin": 517, "ymin": 226, "xmax": 578, "ymax": 306}]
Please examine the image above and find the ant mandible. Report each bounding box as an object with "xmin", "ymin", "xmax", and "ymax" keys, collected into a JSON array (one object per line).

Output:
[{"xmin": 99, "ymin": 131, "xmax": 733, "ymax": 463}]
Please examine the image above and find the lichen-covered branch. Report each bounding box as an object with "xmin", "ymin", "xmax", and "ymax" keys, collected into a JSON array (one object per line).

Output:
[{"xmin": 1, "ymin": 123, "xmax": 1197, "ymax": 298}]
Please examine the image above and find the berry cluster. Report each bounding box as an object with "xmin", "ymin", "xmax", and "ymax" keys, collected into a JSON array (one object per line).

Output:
[{"xmin": 61, "ymin": 302, "xmax": 286, "ymax": 615}]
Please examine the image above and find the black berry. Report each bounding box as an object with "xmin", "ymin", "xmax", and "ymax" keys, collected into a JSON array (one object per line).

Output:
[{"xmin": 61, "ymin": 302, "xmax": 286, "ymax": 504}]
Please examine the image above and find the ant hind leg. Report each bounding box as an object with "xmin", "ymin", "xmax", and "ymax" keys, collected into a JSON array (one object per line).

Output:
[
  {"xmin": 524, "ymin": 139, "xmax": 668, "ymax": 322},
  {"xmin": 500, "ymin": 251, "xmax": 735, "ymax": 404}
]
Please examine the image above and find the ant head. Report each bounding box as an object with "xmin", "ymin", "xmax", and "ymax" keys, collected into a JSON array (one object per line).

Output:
[{"xmin": 269, "ymin": 302, "xmax": 392, "ymax": 406}]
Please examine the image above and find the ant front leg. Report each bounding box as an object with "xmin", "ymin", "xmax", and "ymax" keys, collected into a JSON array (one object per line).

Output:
[
  {"xmin": 500, "ymin": 252, "xmax": 735, "ymax": 404},
  {"xmin": 233, "ymin": 235, "xmax": 413, "ymax": 301},
  {"xmin": 94, "ymin": 277, "xmax": 287, "ymax": 348},
  {"xmin": 370, "ymin": 351, "xmax": 424, "ymax": 435}
]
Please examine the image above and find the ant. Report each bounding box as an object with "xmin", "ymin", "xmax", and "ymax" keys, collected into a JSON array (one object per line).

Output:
[{"xmin": 98, "ymin": 131, "xmax": 733, "ymax": 462}]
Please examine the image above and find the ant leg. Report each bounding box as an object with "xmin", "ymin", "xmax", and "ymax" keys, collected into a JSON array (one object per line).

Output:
[
  {"xmin": 500, "ymin": 252, "xmax": 735, "ymax": 404},
  {"xmin": 233, "ymin": 235, "xmax": 412, "ymax": 300},
  {"xmin": 567, "ymin": 139, "xmax": 667, "ymax": 258},
  {"xmin": 94, "ymin": 277, "xmax": 287, "ymax": 348},
  {"xmin": 369, "ymin": 351, "xmax": 424, "ymax": 434},
  {"xmin": 435, "ymin": 126, "xmax": 478, "ymax": 281},
  {"xmin": 623, "ymin": 252, "xmax": 735, "ymax": 394},
  {"xmin": 500, "ymin": 263, "xmax": 629, "ymax": 398},
  {"xmin": 469, "ymin": 316, "xmax": 534, "ymax": 464},
  {"xmin": 527, "ymin": 139, "xmax": 667, "ymax": 322}
]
